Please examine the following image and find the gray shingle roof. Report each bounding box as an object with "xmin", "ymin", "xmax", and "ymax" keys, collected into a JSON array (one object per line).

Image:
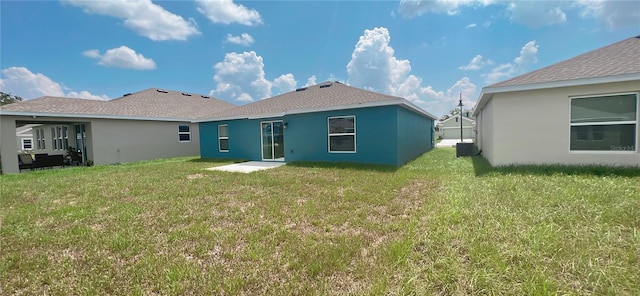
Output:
[
  {"xmin": 0, "ymin": 88, "xmax": 237, "ymax": 120},
  {"xmin": 488, "ymin": 36, "xmax": 640, "ymax": 88},
  {"xmin": 201, "ymin": 81, "xmax": 433, "ymax": 120}
]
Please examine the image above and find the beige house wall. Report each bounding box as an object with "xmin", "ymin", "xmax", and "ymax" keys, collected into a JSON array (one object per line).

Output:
[
  {"xmin": 89, "ymin": 119, "xmax": 200, "ymax": 165},
  {"xmin": 0, "ymin": 115, "xmax": 201, "ymax": 174},
  {"xmin": 479, "ymin": 80, "xmax": 640, "ymax": 166},
  {"xmin": 0, "ymin": 116, "xmax": 19, "ymax": 173}
]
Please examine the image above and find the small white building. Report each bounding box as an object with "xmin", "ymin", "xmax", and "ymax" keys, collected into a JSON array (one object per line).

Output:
[
  {"xmin": 437, "ymin": 114, "xmax": 475, "ymax": 140},
  {"xmin": 473, "ymin": 36, "xmax": 640, "ymax": 167}
]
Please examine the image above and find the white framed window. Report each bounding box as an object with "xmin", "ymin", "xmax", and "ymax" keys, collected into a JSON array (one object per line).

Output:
[
  {"xmin": 218, "ymin": 125, "xmax": 229, "ymax": 152},
  {"xmin": 63, "ymin": 126, "xmax": 69, "ymax": 149},
  {"xmin": 56, "ymin": 126, "xmax": 63, "ymax": 150},
  {"xmin": 178, "ymin": 125, "xmax": 191, "ymax": 142},
  {"xmin": 328, "ymin": 115, "xmax": 356, "ymax": 153},
  {"xmin": 570, "ymin": 93, "xmax": 637, "ymax": 152},
  {"xmin": 51, "ymin": 127, "xmax": 57, "ymax": 150},
  {"xmin": 22, "ymin": 138, "xmax": 33, "ymax": 150},
  {"xmin": 36, "ymin": 128, "xmax": 45, "ymax": 150}
]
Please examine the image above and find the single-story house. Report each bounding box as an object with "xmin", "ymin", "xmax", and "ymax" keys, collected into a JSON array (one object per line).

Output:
[
  {"xmin": 437, "ymin": 114, "xmax": 475, "ymax": 140},
  {"xmin": 0, "ymin": 88, "xmax": 237, "ymax": 173},
  {"xmin": 473, "ymin": 36, "xmax": 640, "ymax": 167},
  {"xmin": 196, "ymin": 82, "xmax": 437, "ymax": 166}
]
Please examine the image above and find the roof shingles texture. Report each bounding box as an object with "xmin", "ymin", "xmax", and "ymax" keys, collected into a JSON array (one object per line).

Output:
[
  {"xmin": 0, "ymin": 88, "xmax": 237, "ymax": 120},
  {"xmin": 489, "ymin": 36, "xmax": 640, "ymax": 88},
  {"xmin": 205, "ymin": 82, "xmax": 404, "ymax": 119}
]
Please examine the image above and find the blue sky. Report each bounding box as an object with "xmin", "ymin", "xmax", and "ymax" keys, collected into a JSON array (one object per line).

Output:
[{"xmin": 1, "ymin": 0, "xmax": 638, "ymax": 117}]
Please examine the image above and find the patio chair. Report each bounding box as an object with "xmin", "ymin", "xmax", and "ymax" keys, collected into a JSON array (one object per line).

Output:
[{"xmin": 18, "ymin": 154, "xmax": 34, "ymax": 172}]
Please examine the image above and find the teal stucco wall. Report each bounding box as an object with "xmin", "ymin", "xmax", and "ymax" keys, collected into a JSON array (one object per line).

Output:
[
  {"xmin": 396, "ymin": 106, "xmax": 434, "ymax": 166},
  {"xmin": 199, "ymin": 105, "xmax": 434, "ymax": 166}
]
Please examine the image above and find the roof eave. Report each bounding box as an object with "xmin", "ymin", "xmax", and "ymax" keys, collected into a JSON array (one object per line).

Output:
[
  {"xmin": 194, "ymin": 99, "xmax": 437, "ymax": 123},
  {"xmin": 0, "ymin": 110, "xmax": 192, "ymax": 122},
  {"xmin": 472, "ymin": 73, "xmax": 640, "ymax": 117}
]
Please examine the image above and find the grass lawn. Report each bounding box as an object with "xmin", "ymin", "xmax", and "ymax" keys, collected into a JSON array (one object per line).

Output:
[{"xmin": 1, "ymin": 149, "xmax": 639, "ymax": 295}]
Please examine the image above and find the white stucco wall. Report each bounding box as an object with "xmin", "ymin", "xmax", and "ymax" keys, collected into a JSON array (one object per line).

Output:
[{"xmin": 478, "ymin": 81, "xmax": 640, "ymax": 166}]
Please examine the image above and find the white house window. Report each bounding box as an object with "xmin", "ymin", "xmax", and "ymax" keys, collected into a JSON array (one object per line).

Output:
[
  {"xmin": 36, "ymin": 128, "xmax": 45, "ymax": 150},
  {"xmin": 63, "ymin": 126, "xmax": 69, "ymax": 149},
  {"xmin": 178, "ymin": 125, "xmax": 191, "ymax": 142},
  {"xmin": 57, "ymin": 126, "xmax": 63, "ymax": 150},
  {"xmin": 51, "ymin": 127, "xmax": 57, "ymax": 150},
  {"xmin": 570, "ymin": 93, "xmax": 637, "ymax": 151},
  {"xmin": 218, "ymin": 125, "xmax": 229, "ymax": 152},
  {"xmin": 22, "ymin": 138, "xmax": 33, "ymax": 150},
  {"xmin": 328, "ymin": 116, "xmax": 356, "ymax": 153}
]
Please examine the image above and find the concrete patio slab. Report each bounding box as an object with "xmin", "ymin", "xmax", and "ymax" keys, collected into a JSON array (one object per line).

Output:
[
  {"xmin": 436, "ymin": 139, "xmax": 474, "ymax": 148},
  {"xmin": 206, "ymin": 161, "xmax": 286, "ymax": 173}
]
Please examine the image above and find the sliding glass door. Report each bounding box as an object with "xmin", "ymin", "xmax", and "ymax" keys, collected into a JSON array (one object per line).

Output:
[{"xmin": 261, "ymin": 121, "xmax": 284, "ymax": 161}]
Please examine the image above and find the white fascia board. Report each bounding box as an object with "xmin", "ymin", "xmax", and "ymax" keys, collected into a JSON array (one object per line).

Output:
[
  {"xmin": 0, "ymin": 111, "xmax": 190, "ymax": 122},
  {"xmin": 472, "ymin": 73, "xmax": 640, "ymax": 117}
]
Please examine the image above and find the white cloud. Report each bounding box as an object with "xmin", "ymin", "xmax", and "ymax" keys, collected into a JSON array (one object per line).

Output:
[
  {"xmin": 465, "ymin": 23, "xmax": 477, "ymax": 28},
  {"xmin": 304, "ymin": 75, "xmax": 317, "ymax": 87},
  {"xmin": 225, "ymin": 33, "xmax": 255, "ymax": 46},
  {"xmin": 211, "ymin": 51, "xmax": 272, "ymax": 103},
  {"xmin": 66, "ymin": 91, "xmax": 110, "ymax": 101},
  {"xmin": 83, "ymin": 46, "xmax": 156, "ymax": 70},
  {"xmin": 63, "ymin": 0, "xmax": 200, "ymax": 41},
  {"xmin": 459, "ymin": 54, "xmax": 494, "ymax": 70},
  {"xmin": 273, "ymin": 74, "xmax": 297, "ymax": 94},
  {"xmin": 397, "ymin": 0, "xmax": 493, "ymax": 18},
  {"xmin": 482, "ymin": 40, "xmax": 539, "ymax": 83},
  {"xmin": 0, "ymin": 67, "xmax": 108, "ymax": 100},
  {"xmin": 196, "ymin": 0, "xmax": 262, "ymax": 26},
  {"xmin": 576, "ymin": 0, "xmax": 640, "ymax": 29},
  {"xmin": 507, "ymin": 2, "xmax": 567, "ymax": 28},
  {"xmin": 345, "ymin": 27, "xmax": 477, "ymax": 117}
]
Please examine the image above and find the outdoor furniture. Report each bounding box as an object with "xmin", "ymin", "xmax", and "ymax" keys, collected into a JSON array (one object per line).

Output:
[
  {"xmin": 18, "ymin": 154, "xmax": 35, "ymax": 172},
  {"xmin": 33, "ymin": 154, "xmax": 65, "ymax": 169},
  {"xmin": 18, "ymin": 153, "xmax": 66, "ymax": 171}
]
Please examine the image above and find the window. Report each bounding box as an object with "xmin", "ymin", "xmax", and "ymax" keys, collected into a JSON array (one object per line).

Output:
[
  {"xmin": 57, "ymin": 126, "xmax": 63, "ymax": 150},
  {"xmin": 178, "ymin": 125, "xmax": 191, "ymax": 142},
  {"xmin": 51, "ymin": 127, "xmax": 57, "ymax": 150},
  {"xmin": 570, "ymin": 93, "xmax": 637, "ymax": 151},
  {"xmin": 22, "ymin": 138, "xmax": 33, "ymax": 150},
  {"xmin": 63, "ymin": 126, "xmax": 69, "ymax": 149},
  {"xmin": 36, "ymin": 128, "xmax": 45, "ymax": 150},
  {"xmin": 328, "ymin": 116, "xmax": 356, "ymax": 153},
  {"xmin": 218, "ymin": 125, "xmax": 229, "ymax": 152}
]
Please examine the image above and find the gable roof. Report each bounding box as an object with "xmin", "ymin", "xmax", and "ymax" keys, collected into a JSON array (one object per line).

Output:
[
  {"xmin": 474, "ymin": 36, "xmax": 640, "ymax": 116},
  {"xmin": 0, "ymin": 88, "xmax": 237, "ymax": 121},
  {"xmin": 196, "ymin": 81, "xmax": 436, "ymax": 121},
  {"xmin": 438, "ymin": 114, "xmax": 475, "ymax": 125}
]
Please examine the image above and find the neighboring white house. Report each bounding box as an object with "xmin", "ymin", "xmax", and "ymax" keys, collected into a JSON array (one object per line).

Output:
[
  {"xmin": 15, "ymin": 124, "xmax": 39, "ymax": 152},
  {"xmin": 437, "ymin": 114, "xmax": 475, "ymax": 140},
  {"xmin": 473, "ymin": 36, "xmax": 640, "ymax": 167},
  {"xmin": 0, "ymin": 88, "xmax": 237, "ymax": 173}
]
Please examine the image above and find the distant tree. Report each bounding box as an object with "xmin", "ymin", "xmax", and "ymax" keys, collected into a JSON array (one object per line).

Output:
[
  {"xmin": 0, "ymin": 92, "xmax": 23, "ymax": 105},
  {"xmin": 439, "ymin": 114, "xmax": 450, "ymax": 121}
]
